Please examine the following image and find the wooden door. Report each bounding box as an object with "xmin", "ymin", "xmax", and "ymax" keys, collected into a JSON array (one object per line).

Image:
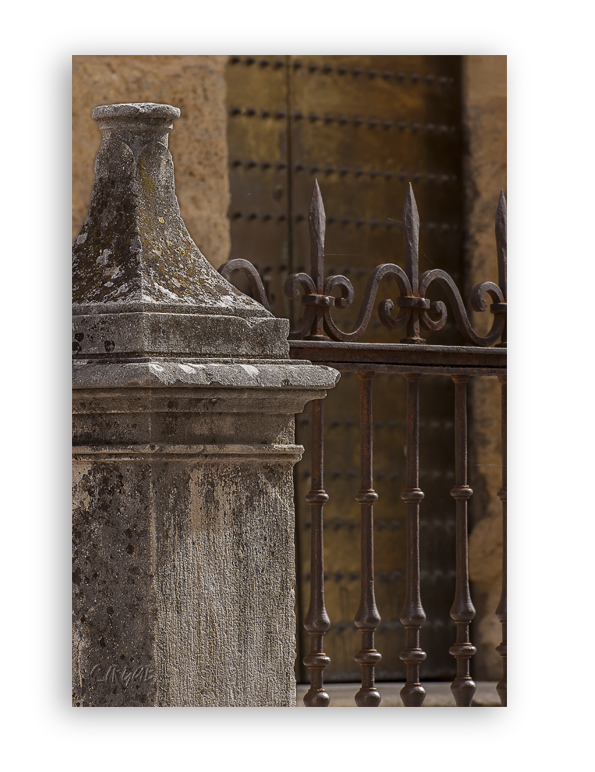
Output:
[{"xmin": 226, "ymin": 55, "xmax": 464, "ymax": 682}]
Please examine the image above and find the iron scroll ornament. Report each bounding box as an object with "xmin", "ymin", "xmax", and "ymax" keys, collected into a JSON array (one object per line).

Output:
[{"xmin": 219, "ymin": 181, "xmax": 507, "ymax": 347}]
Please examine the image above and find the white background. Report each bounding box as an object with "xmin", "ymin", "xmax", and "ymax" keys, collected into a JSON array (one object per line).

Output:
[{"xmin": 0, "ymin": 10, "xmax": 576, "ymax": 772}]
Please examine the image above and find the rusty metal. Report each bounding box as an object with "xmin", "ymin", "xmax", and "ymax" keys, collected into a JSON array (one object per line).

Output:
[
  {"xmin": 219, "ymin": 258, "xmax": 271, "ymax": 311},
  {"xmin": 496, "ymin": 375, "xmax": 507, "ymax": 706},
  {"xmin": 449, "ymin": 375, "xmax": 477, "ymax": 706},
  {"xmin": 496, "ymin": 192, "xmax": 507, "ymax": 348},
  {"xmin": 288, "ymin": 340, "xmax": 505, "ymax": 374},
  {"xmin": 399, "ymin": 373, "xmax": 427, "ymax": 706},
  {"xmin": 354, "ymin": 372, "xmax": 382, "ymax": 706},
  {"xmin": 221, "ymin": 182, "xmax": 506, "ymax": 696},
  {"xmin": 302, "ymin": 399, "xmax": 331, "ymax": 706},
  {"xmin": 401, "ymin": 184, "xmax": 424, "ymax": 343},
  {"xmin": 220, "ymin": 183, "xmax": 508, "ymax": 702}
]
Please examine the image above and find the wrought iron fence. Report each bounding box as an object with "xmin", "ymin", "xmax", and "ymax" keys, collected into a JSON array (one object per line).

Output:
[{"xmin": 219, "ymin": 182, "xmax": 507, "ymax": 707}]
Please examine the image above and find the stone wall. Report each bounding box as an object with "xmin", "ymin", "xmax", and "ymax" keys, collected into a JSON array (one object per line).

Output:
[
  {"xmin": 462, "ymin": 55, "xmax": 507, "ymax": 681},
  {"xmin": 72, "ymin": 55, "xmax": 231, "ymax": 268}
]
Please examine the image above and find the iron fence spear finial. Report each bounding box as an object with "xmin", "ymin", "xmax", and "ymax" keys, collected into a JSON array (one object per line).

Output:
[
  {"xmin": 495, "ymin": 191, "xmax": 507, "ymax": 347},
  {"xmin": 403, "ymin": 182, "xmax": 420, "ymax": 292},
  {"xmin": 302, "ymin": 180, "xmax": 331, "ymax": 339},
  {"xmin": 402, "ymin": 183, "xmax": 424, "ymax": 343},
  {"xmin": 309, "ymin": 179, "xmax": 326, "ymax": 294},
  {"xmin": 496, "ymin": 191, "xmax": 507, "ymax": 301}
]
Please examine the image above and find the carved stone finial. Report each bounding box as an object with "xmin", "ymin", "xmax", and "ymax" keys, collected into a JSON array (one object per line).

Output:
[{"xmin": 73, "ymin": 102, "xmax": 268, "ymax": 317}]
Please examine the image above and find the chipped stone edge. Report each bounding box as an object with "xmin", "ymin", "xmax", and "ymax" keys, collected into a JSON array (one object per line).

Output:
[
  {"xmin": 72, "ymin": 302, "xmax": 273, "ymax": 319},
  {"xmin": 72, "ymin": 443, "xmax": 304, "ymax": 463},
  {"xmin": 72, "ymin": 360, "xmax": 341, "ymax": 390}
]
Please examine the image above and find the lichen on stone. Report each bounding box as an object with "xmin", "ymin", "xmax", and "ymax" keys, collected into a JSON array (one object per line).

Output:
[{"xmin": 73, "ymin": 103, "xmax": 270, "ymax": 318}]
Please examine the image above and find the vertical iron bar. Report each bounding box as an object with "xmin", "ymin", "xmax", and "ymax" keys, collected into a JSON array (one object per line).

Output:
[
  {"xmin": 399, "ymin": 373, "xmax": 426, "ymax": 706},
  {"xmin": 303, "ymin": 398, "xmax": 331, "ymax": 706},
  {"xmin": 449, "ymin": 375, "xmax": 477, "ymax": 706},
  {"xmin": 496, "ymin": 375, "xmax": 507, "ymax": 706},
  {"xmin": 354, "ymin": 372, "xmax": 381, "ymax": 706}
]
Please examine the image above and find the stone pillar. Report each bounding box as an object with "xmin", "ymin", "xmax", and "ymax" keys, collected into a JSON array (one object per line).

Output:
[
  {"xmin": 461, "ymin": 56, "xmax": 507, "ymax": 681},
  {"xmin": 72, "ymin": 103, "xmax": 339, "ymax": 707}
]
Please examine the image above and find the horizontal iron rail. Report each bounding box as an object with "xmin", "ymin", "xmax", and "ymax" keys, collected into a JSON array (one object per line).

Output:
[{"xmin": 289, "ymin": 340, "xmax": 506, "ymax": 375}]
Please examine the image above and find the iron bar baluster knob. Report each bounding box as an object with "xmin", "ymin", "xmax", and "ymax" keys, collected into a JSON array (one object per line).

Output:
[
  {"xmin": 496, "ymin": 375, "xmax": 507, "ymax": 705},
  {"xmin": 354, "ymin": 372, "xmax": 382, "ymax": 706},
  {"xmin": 449, "ymin": 375, "xmax": 477, "ymax": 706},
  {"xmin": 399, "ymin": 373, "xmax": 427, "ymax": 706},
  {"xmin": 303, "ymin": 399, "xmax": 331, "ymax": 706}
]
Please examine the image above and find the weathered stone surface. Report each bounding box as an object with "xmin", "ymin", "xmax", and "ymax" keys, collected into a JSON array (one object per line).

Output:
[
  {"xmin": 72, "ymin": 361, "xmax": 339, "ymax": 391},
  {"xmin": 72, "ymin": 354, "xmax": 339, "ymax": 708},
  {"xmin": 154, "ymin": 456, "xmax": 298, "ymax": 706},
  {"xmin": 73, "ymin": 459, "xmax": 157, "ymax": 706},
  {"xmin": 72, "ymin": 313, "xmax": 290, "ymax": 360},
  {"xmin": 462, "ymin": 56, "xmax": 507, "ymax": 682},
  {"xmin": 72, "ymin": 103, "xmax": 262, "ymax": 317},
  {"xmin": 72, "ymin": 101, "xmax": 339, "ymax": 707},
  {"xmin": 72, "ymin": 56, "xmax": 231, "ymax": 268},
  {"xmin": 72, "ymin": 415, "xmax": 312, "ymax": 707}
]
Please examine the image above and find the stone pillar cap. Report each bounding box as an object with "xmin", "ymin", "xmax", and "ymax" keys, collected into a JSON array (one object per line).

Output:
[
  {"xmin": 91, "ymin": 102, "xmax": 180, "ymax": 133},
  {"xmin": 92, "ymin": 103, "xmax": 181, "ymax": 121}
]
